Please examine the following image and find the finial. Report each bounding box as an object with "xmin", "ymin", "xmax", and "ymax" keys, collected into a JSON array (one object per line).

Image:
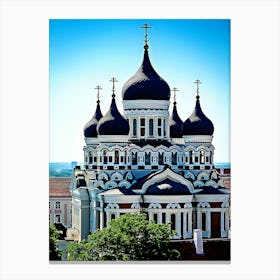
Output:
[
  {"xmin": 171, "ymin": 87, "xmax": 179, "ymax": 104},
  {"xmin": 109, "ymin": 77, "xmax": 118, "ymax": 98},
  {"xmin": 94, "ymin": 85, "xmax": 102, "ymax": 103},
  {"xmin": 141, "ymin": 23, "xmax": 152, "ymax": 49},
  {"xmin": 194, "ymin": 79, "xmax": 202, "ymax": 98}
]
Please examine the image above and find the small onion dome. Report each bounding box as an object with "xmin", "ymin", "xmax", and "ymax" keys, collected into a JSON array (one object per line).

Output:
[
  {"xmin": 183, "ymin": 95, "xmax": 214, "ymax": 135},
  {"xmin": 169, "ymin": 101, "xmax": 183, "ymax": 138},
  {"xmin": 97, "ymin": 95, "xmax": 129, "ymax": 135},
  {"xmin": 83, "ymin": 100, "xmax": 103, "ymax": 137},
  {"xmin": 122, "ymin": 48, "xmax": 170, "ymax": 100}
]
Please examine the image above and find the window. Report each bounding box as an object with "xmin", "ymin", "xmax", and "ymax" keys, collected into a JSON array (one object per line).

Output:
[
  {"xmin": 145, "ymin": 152, "xmax": 151, "ymax": 165},
  {"xmin": 89, "ymin": 152, "xmax": 93, "ymax": 164},
  {"xmin": 157, "ymin": 118, "xmax": 162, "ymax": 136},
  {"xmin": 163, "ymin": 119, "xmax": 166, "ymax": 136},
  {"xmin": 158, "ymin": 152, "xmax": 164, "ymax": 165},
  {"xmin": 103, "ymin": 150, "xmax": 108, "ymax": 164},
  {"xmin": 140, "ymin": 118, "xmax": 145, "ymax": 137},
  {"xmin": 195, "ymin": 156, "xmax": 199, "ymax": 163},
  {"xmin": 171, "ymin": 152, "xmax": 177, "ymax": 165},
  {"xmin": 171, "ymin": 214, "xmax": 176, "ymax": 231},
  {"xmin": 55, "ymin": 215, "xmax": 61, "ymax": 223},
  {"xmin": 153, "ymin": 213, "xmax": 158, "ymax": 223},
  {"xmin": 111, "ymin": 213, "xmax": 116, "ymax": 220},
  {"xmin": 133, "ymin": 119, "xmax": 137, "ymax": 137},
  {"xmin": 55, "ymin": 202, "xmax": 60, "ymax": 209},
  {"xmin": 114, "ymin": 150, "xmax": 119, "ymax": 164},
  {"xmin": 202, "ymin": 212, "xmax": 206, "ymax": 231},
  {"xmin": 132, "ymin": 152, "xmax": 137, "ymax": 165},
  {"xmin": 49, "ymin": 202, "xmax": 51, "ymax": 209},
  {"xmin": 189, "ymin": 151, "xmax": 193, "ymax": 164},
  {"xmin": 149, "ymin": 119, "xmax": 154, "ymax": 136},
  {"xmin": 200, "ymin": 151, "xmax": 205, "ymax": 164}
]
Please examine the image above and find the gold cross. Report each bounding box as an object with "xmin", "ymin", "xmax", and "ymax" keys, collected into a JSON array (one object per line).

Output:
[
  {"xmin": 110, "ymin": 77, "xmax": 118, "ymax": 97},
  {"xmin": 171, "ymin": 87, "xmax": 179, "ymax": 103},
  {"xmin": 94, "ymin": 85, "xmax": 102, "ymax": 101},
  {"xmin": 194, "ymin": 79, "xmax": 202, "ymax": 96},
  {"xmin": 141, "ymin": 23, "xmax": 152, "ymax": 46}
]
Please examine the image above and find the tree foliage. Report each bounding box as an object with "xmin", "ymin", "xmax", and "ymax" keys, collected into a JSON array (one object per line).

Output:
[
  {"xmin": 49, "ymin": 224, "xmax": 62, "ymax": 260},
  {"xmin": 67, "ymin": 213, "xmax": 180, "ymax": 261}
]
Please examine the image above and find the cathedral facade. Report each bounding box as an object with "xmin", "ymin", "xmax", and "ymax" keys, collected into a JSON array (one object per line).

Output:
[{"xmin": 70, "ymin": 26, "xmax": 230, "ymax": 242}]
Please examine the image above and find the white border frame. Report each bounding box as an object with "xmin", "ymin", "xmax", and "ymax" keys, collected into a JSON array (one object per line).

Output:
[{"xmin": 0, "ymin": 0, "xmax": 279, "ymax": 280}]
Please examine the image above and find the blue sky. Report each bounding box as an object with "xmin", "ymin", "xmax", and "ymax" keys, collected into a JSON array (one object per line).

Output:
[{"xmin": 50, "ymin": 19, "xmax": 230, "ymax": 163}]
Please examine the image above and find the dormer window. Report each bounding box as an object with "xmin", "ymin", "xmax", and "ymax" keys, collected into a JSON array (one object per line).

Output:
[
  {"xmin": 132, "ymin": 119, "xmax": 137, "ymax": 137},
  {"xmin": 140, "ymin": 118, "xmax": 145, "ymax": 137},
  {"xmin": 149, "ymin": 119, "xmax": 154, "ymax": 137}
]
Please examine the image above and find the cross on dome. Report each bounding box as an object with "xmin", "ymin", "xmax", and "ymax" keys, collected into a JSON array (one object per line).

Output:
[
  {"xmin": 171, "ymin": 87, "xmax": 179, "ymax": 104},
  {"xmin": 109, "ymin": 77, "xmax": 118, "ymax": 98},
  {"xmin": 94, "ymin": 85, "xmax": 102, "ymax": 102},
  {"xmin": 194, "ymin": 79, "xmax": 202, "ymax": 97},
  {"xmin": 141, "ymin": 23, "xmax": 152, "ymax": 49}
]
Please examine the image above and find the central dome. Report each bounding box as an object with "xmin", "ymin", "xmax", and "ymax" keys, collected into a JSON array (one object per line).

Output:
[{"xmin": 122, "ymin": 48, "xmax": 170, "ymax": 101}]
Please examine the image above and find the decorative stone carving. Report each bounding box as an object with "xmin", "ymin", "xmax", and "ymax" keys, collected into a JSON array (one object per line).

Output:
[
  {"xmin": 111, "ymin": 172, "xmax": 123, "ymax": 182},
  {"xmin": 118, "ymin": 181, "xmax": 131, "ymax": 189},
  {"xmin": 98, "ymin": 172, "xmax": 109, "ymax": 181},
  {"xmin": 197, "ymin": 171, "xmax": 210, "ymax": 181},
  {"xmin": 106, "ymin": 203, "xmax": 119, "ymax": 209},
  {"xmin": 104, "ymin": 181, "xmax": 118, "ymax": 190},
  {"xmin": 205, "ymin": 180, "xmax": 217, "ymax": 188},
  {"xmin": 148, "ymin": 203, "xmax": 162, "ymax": 209},
  {"xmin": 197, "ymin": 202, "xmax": 211, "ymax": 208},
  {"xmin": 193, "ymin": 180, "xmax": 204, "ymax": 188}
]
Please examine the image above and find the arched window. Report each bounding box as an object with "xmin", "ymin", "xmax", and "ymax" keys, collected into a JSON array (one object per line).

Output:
[
  {"xmin": 145, "ymin": 152, "xmax": 151, "ymax": 165},
  {"xmin": 171, "ymin": 152, "xmax": 177, "ymax": 165},
  {"xmin": 89, "ymin": 152, "xmax": 93, "ymax": 164},
  {"xmin": 189, "ymin": 151, "xmax": 193, "ymax": 164},
  {"xmin": 111, "ymin": 213, "xmax": 116, "ymax": 220},
  {"xmin": 132, "ymin": 119, "xmax": 137, "ymax": 137},
  {"xmin": 140, "ymin": 118, "xmax": 145, "ymax": 137},
  {"xmin": 149, "ymin": 119, "xmax": 154, "ymax": 136},
  {"xmin": 103, "ymin": 150, "xmax": 108, "ymax": 164},
  {"xmin": 200, "ymin": 150, "xmax": 205, "ymax": 164},
  {"xmin": 153, "ymin": 213, "xmax": 158, "ymax": 223},
  {"xmin": 202, "ymin": 212, "xmax": 206, "ymax": 231},
  {"xmin": 158, "ymin": 152, "xmax": 164, "ymax": 165},
  {"xmin": 132, "ymin": 152, "xmax": 137, "ymax": 165},
  {"xmin": 171, "ymin": 214, "xmax": 176, "ymax": 231},
  {"xmin": 114, "ymin": 150, "xmax": 119, "ymax": 164}
]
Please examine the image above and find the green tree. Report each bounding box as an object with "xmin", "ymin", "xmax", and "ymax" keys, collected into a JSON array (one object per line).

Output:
[
  {"xmin": 49, "ymin": 224, "xmax": 62, "ymax": 260},
  {"xmin": 67, "ymin": 213, "xmax": 180, "ymax": 261}
]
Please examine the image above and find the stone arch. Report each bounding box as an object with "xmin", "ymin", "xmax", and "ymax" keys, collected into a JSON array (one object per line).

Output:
[
  {"xmin": 197, "ymin": 202, "xmax": 211, "ymax": 208},
  {"xmin": 118, "ymin": 180, "xmax": 131, "ymax": 189},
  {"xmin": 148, "ymin": 203, "xmax": 162, "ymax": 209},
  {"xmin": 106, "ymin": 203, "xmax": 119, "ymax": 209},
  {"xmin": 104, "ymin": 181, "xmax": 118, "ymax": 190},
  {"xmin": 131, "ymin": 203, "xmax": 140, "ymax": 209},
  {"xmin": 205, "ymin": 180, "xmax": 217, "ymax": 188},
  {"xmin": 193, "ymin": 180, "xmax": 204, "ymax": 188},
  {"xmin": 167, "ymin": 203, "xmax": 181, "ymax": 209},
  {"xmin": 98, "ymin": 172, "xmax": 109, "ymax": 181},
  {"xmin": 184, "ymin": 202, "xmax": 192, "ymax": 208},
  {"xmin": 110, "ymin": 172, "xmax": 123, "ymax": 182},
  {"xmin": 197, "ymin": 171, "xmax": 210, "ymax": 181},
  {"xmin": 184, "ymin": 171, "xmax": 195, "ymax": 180},
  {"xmin": 211, "ymin": 171, "xmax": 218, "ymax": 180},
  {"xmin": 125, "ymin": 171, "xmax": 133, "ymax": 181}
]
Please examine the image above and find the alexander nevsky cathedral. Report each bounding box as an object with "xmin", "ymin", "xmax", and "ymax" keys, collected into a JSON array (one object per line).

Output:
[{"xmin": 69, "ymin": 24, "xmax": 230, "ymax": 242}]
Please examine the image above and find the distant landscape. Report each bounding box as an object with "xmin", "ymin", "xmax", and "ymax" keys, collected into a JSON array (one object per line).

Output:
[{"xmin": 49, "ymin": 162, "xmax": 230, "ymax": 178}]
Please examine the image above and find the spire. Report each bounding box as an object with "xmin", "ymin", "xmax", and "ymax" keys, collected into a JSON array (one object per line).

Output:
[
  {"xmin": 172, "ymin": 87, "xmax": 179, "ymax": 105},
  {"xmin": 169, "ymin": 87, "xmax": 183, "ymax": 138},
  {"xmin": 141, "ymin": 23, "xmax": 152, "ymax": 50},
  {"xmin": 194, "ymin": 79, "xmax": 202, "ymax": 99},
  {"xmin": 94, "ymin": 85, "xmax": 102, "ymax": 104},
  {"xmin": 109, "ymin": 77, "xmax": 118, "ymax": 98}
]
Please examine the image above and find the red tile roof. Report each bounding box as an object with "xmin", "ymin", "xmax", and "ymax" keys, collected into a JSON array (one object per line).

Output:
[{"xmin": 49, "ymin": 178, "xmax": 71, "ymax": 197}]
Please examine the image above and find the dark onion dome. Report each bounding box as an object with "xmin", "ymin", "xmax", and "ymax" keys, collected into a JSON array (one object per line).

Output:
[
  {"xmin": 183, "ymin": 95, "xmax": 214, "ymax": 135},
  {"xmin": 169, "ymin": 101, "xmax": 183, "ymax": 138},
  {"xmin": 83, "ymin": 100, "xmax": 103, "ymax": 137},
  {"xmin": 122, "ymin": 47, "xmax": 170, "ymax": 100},
  {"xmin": 97, "ymin": 94, "xmax": 129, "ymax": 135}
]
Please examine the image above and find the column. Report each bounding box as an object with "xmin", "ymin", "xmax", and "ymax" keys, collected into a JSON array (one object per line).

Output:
[
  {"xmin": 187, "ymin": 211, "xmax": 192, "ymax": 238},
  {"xmin": 158, "ymin": 211, "xmax": 162, "ymax": 224},
  {"xmin": 221, "ymin": 209, "xmax": 225, "ymax": 237},
  {"xmin": 176, "ymin": 212, "xmax": 181, "ymax": 239},
  {"xmin": 206, "ymin": 211, "xmax": 211, "ymax": 238},
  {"xmin": 99, "ymin": 200, "xmax": 104, "ymax": 230},
  {"xmin": 183, "ymin": 212, "xmax": 187, "ymax": 239}
]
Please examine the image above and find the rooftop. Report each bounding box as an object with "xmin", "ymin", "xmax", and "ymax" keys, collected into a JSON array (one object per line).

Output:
[{"xmin": 49, "ymin": 178, "xmax": 71, "ymax": 198}]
